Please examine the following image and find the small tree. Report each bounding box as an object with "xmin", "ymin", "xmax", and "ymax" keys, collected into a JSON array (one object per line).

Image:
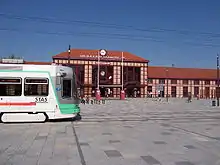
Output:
[
  {"xmin": 1, "ymin": 54, "xmax": 21, "ymax": 59},
  {"xmin": 9, "ymin": 54, "xmax": 15, "ymax": 59}
]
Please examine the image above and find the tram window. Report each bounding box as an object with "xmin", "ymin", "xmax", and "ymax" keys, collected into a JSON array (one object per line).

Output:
[
  {"xmin": 24, "ymin": 78, "xmax": 49, "ymax": 96},
  {"xmin": 25, "ymin": 79, "xmax": 48, "ymax": 84},
  {"xmin": 62, "ymin": 79, "xmax": 72, "ymax": 98},
  {"xmin": 0, "ymin": 78, "xmax": 21, "ymax": 83},
  {"xmin": 0, "ymin": 78, "xmax": 22, "ymax": 96}
]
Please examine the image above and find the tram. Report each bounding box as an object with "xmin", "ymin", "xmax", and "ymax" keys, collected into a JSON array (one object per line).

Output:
[{"xmin": 0, "ymin": 60, "xmax": 81, "ymax": 123}]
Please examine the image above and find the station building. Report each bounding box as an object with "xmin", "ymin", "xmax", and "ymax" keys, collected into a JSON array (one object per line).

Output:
[
  {"xmin": 52, "ymin": 49, "xmax": 149, "ymax": 98},
  {"xmin": 148, "ymin": 66, "xmax": 217, "ymax": 98},
  {"xmin": 2, "ymin": 48, "xmax": 218, "ymax": 99},
  {"xmin": 52, "ymin": 48, "xmax": 218, "ymax": 99}
]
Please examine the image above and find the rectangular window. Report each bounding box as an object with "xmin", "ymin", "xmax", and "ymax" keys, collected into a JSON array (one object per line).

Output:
[
  {"xmin": 134, "ymin": 67, "xmax": 140, "ymax": 82},
  {"xmin": 159, "ymin": 79, "xmax": 165, "ymax": 84},
  {"xmin": 148, "ymin": 78, "xmax": 153, "ymax": 84},
  {"xmin": 194, "ymin": 80, "xmax": 200, "ymax": 85},
  {"xmin": 205, "ymin": 87, "xmax": 210, "ymax": 98},
  {"xmin": 183, "ymin": 86, "xmax": 188, "ymax": 97},
  {"xmin": 0, "ymin": 78, "xmax": 22, "ymax": 96},
  {"xmin": 0, "ymin": 78, "xmax": 21, "ymax": 83},
  {"xmin": 216, "ymin": 87, "xmax": 220, "ymax": 98},
  {"xmin": 171, "ymin": 86, "xmax": 176, "ymax": 97},
  {"xmin": 24, "ymin": 78, "xmax": 49, "ymax": 96},
  {"xmin": 25, "ymin": 79, "xmax": 48, "ymax": 84},
  {"xmin": 62, "ymin": 79, "xmax": 72, "ymax": 98},
  {"xmin": 205, "ymin": 80, "xmax": 210, "ymax": 85},
  {"xmin": 147, "ymin": 86, "xmax": 152, "ymax": 92},
  {"xmin": 194, "ymin": 87, "xmax": 199, "ymax": 97},
  {"xmin": 183, "ymin": 80, "xmax": 188, "ymax": 85},
  {"xmin": 171, "ymin": 79, "xmax": 177, "ymax": 84}
]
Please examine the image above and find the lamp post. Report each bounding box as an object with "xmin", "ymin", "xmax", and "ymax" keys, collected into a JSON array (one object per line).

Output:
[
  {"xmin": 166, "ymin": 68, "xmax": 169, "ymax": 102},
  {"xmin": 68, "ymin": 45, "xmax": 71, "ymax": 66},
  {"xmin": 120, "ymin": 51, "xmax": 125, "ymax": 100},
  {"xmin": 217, "ymin": 54, "xmax": 219, "ymax": 106},
  {"xmin": 95, "ymin": 49, "xmax": 107, "ymax": 101},
  {"xmin": 97, "ymin": 50, "xmax": 100, "ymax": 90}
]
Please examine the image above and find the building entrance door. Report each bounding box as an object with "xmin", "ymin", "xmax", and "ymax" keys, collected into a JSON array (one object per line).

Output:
[
  {"xmin": 125, "ymin": 87, "xmax": 140, "ymax": 97},
  {"xmin": 126, "ymin": 87, "xmax": 134, "ymax": 97},
  {"xmin": 100, "ymin": 87, "xmax": 106, "ymax": 97}
]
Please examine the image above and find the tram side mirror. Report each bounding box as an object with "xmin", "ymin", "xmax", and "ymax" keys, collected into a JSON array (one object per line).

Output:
[{"xmin": 62, "ymin": 73, "xmax": 67, "ymax": 77}]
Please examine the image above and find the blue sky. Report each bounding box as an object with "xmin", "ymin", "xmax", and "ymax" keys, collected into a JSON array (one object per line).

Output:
[{"xmin": 0, "ymin": 0, "xmax": 219, "ymax": 68}]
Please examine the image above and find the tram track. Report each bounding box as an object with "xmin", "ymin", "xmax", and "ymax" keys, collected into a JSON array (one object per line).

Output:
[
  {"xmin": 77, "ymin": 117, "xmax": 220, "ymax": 124},
  {"xmin": 76, "ymin": 116, "xmax": 220, "ymax": 141},
  {"xmin": 79, "ymin": 113, "xmax": 220, "ymax": 123},
  {"xmin": 81, "ymin": 109, "xmax": 220, "ymax": 118},
  {"xmin": 78, "ymin": 112, "xmax": 220, "ymax": 137},
  {"xmin": 170, "ymin": 125, "xmax": 220, "ymax": 141},
  {"xmin": 82, "ymin": 110, "xmax": 220, "ymax": 116}
]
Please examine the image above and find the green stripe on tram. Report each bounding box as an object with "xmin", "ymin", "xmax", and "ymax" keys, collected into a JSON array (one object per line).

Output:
[{"xmin": 0, "ymin": 70, "xmax": 80, "ymax": 114}]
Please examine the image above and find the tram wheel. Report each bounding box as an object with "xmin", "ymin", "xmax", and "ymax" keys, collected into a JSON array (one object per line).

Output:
[
  {"xmin": 0, "ymin": 113, "xmax": 3, "ymax": 123},
  {"xmin": 74, "ymin": 113, "xmax": 82, "ymax": 121}
]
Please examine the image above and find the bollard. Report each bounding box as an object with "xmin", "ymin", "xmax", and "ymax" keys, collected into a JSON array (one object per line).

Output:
[
  {"xmin": 96, "ymin": 89, "xmax": 101, "ymax": 101},
  {"xmin": 212, "ymin": 100, "xmax": 216, "ymax": 106},
  {"xmin": 102, "ymin": 99, "xmax": 105, "ymax": 104},
  {"xmin": 91, "ymin": 99, "xmax": 94, "ymax": 104},
  {"xmin": 120, "ymin": 90, "xmax": 125, "ymax": 100}
]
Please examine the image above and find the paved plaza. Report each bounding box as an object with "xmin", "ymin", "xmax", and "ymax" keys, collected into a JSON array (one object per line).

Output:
[{"xmin": 1, "ymin": 98, "xmax": 220, "ymax": 165}]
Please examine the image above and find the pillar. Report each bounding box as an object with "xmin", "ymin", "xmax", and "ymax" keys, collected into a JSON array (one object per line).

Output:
[
  {"xmin": 140, "ymin": 66, "xmax": 148, "ymax": 98},
  {"xmin": 84, "ymin": 65, "xmax": 89, "ymax": 84},
  {"xmin": 113, "ymin": 65, "xmax": 121, "ymax": 97}
]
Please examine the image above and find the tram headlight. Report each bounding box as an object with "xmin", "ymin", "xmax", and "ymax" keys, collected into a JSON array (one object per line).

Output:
[
  {"xmin": 56, "ymin": 72, "xmax": 62, "ymax": 77},
  {"xmin": 57, "ymin": 72, "xmax": 67, "ymax": 77}
]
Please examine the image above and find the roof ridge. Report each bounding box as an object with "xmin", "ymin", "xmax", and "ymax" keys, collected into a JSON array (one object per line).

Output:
[
  {"xmin": 53, "ymin": 49, "xmax": 149, "ymax": 62},
  {"xmin": 149, "ymin": 65, "xmax": 215, "ymax": 70},
  {"xmin": 67, "ymin": 48, "xmax": 126, "ymax": 52}
]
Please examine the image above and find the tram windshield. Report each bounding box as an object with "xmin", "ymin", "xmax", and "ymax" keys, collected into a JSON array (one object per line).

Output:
[
  {"xmin": 62, "ymin": 79, "xmax": 72, "ymax": 98},
  {"xmin": 72, "ymin": 72, "xmax": 80, "ymax": 99}
]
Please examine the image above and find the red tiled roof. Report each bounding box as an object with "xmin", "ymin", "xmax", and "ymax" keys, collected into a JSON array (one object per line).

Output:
[
  {"xmin": 148, "ymin": 66, "xmax": 217, "ymax": 80},
  {"xmin": 24, "ymin": 61, "xmax": 52, "ymax": 65},
  {"xmin": 2, "ymin": 59, "xmax": 216, "ymax": 80},
  {"xmin": 52, "ymin": 49, "xmax": 149, "ymax": 62}
]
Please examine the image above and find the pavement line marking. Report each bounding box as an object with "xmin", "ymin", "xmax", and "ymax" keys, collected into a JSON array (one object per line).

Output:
[
  {"xmin": 71, "ymin": 121, "xmax": 86, "ymax": 165},
  {"xmin": 171, "ymin": 125, "xmax": 220, "ymax": 142}
]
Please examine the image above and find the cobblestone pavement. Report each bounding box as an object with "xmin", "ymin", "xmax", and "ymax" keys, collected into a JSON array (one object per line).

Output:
[{"xmin": 1, "ymin": 98, "xmax": 220, "ymax": 165}]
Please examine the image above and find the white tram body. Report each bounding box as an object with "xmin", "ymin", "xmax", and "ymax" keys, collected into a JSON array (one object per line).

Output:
[{"xmin": 0, "ymin": 61, "xmax": 80, "ymax": 123}]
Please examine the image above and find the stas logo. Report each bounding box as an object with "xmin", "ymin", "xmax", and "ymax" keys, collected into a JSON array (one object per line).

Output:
[{"xmin": 35, "ymin": 97, "xmax": 48, "ymax": 103}]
